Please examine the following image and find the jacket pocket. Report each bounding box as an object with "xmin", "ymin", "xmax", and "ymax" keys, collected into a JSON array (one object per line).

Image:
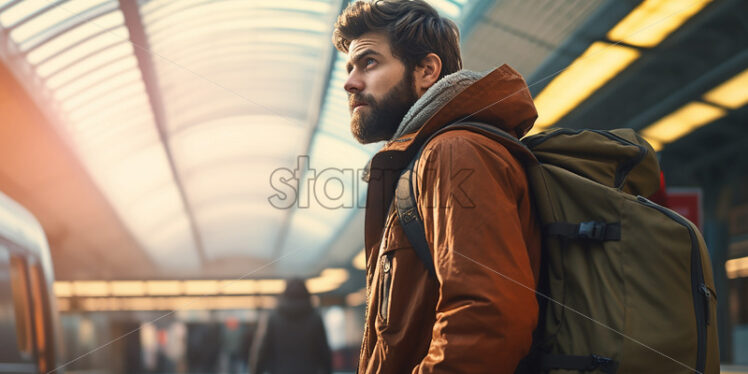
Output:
[{"xmin": 379, "ymin": 252, "xmax": 393, "ymax": 325}]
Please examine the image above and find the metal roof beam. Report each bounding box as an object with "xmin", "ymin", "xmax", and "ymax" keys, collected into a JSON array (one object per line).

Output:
[
  {"xmin": 118, "ymin": 0, "xmax": 207, "ymax": 265},
  {"xmin": 270, "ymin": 0, "xmax": 349, "ymax": 260}
]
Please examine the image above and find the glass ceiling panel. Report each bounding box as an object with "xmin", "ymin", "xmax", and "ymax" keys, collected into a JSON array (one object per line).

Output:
[
  {"xmin": 140, "ymin": 0, "xmax": 331, "ymax": 20},
  {"xmin": 171, "ymin": 116, "xmax": 305, "ymax": 171},
  {"xmin": 171, "ymin": 116, "xmax": 305, "ymax": 260},
  {"xmin": 164, "ymin": 86, "xmax": 313, "ymax": 134},
  {"xmin": 0, "ymin": 0, "xmax": 487, "ymax": 276},
  {"xmin": 146, "ymin": 8, "xmax": 328, "ymax": 36},
  {"xmin": 0, "ymin": 1, "xmax": 202, "ymax": 270},
  {"xmin": 196, "ymin": 201, "xmax": 283, "ymax": 260},
  {"xmin": 57, "ymin": 68, "xmax": 140, "ymax": 109},
  {"xmin": 141, "ymin": 0, "xmax": 338, "ymax": 263},
  {"xmin": 8, "ymin": 0, "xmax": 111, "ymax": 43},
  {"xmin": 277, "ymin": 133, "xmax": 372, "ymax": 270},
  {"xmin": 48, "ymin": 49, "xmax": 135, "ymax": 93},
  {"xmin": 35, "ymin": 27, "xmax": 128, "ymax": 77},
  {"xmin": 25, "ymin": 10, "xmax": 124, "ymax": 62}
]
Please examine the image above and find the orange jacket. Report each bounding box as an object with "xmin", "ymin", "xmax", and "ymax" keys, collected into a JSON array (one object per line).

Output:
[{"xmin": 358, "ymin": 65, "xmax": 542, "ymax": 373}]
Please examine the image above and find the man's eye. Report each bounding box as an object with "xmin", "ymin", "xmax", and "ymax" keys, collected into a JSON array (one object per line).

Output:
[{"xmin": 365, "ymin": 58, "xmax": 376, "ymax": 67}]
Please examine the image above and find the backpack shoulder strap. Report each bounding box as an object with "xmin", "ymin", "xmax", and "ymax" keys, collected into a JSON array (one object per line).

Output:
[{"xmin": 395, "ymin": 122, "xmax": 536, "ymax": 279}]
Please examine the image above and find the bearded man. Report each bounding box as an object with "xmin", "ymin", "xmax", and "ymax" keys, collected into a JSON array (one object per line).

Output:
[{"xmin": 333, "ymin": 1, "xmax": 542, "ymax": 372}]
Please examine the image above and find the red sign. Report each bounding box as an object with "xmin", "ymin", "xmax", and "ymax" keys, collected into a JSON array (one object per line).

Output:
[{"xmin": 666, "ymin": 188, "xmax": 702, "ymax": 230}]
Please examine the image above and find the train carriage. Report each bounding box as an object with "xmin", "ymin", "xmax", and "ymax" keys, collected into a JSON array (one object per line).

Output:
[{"xmin": 0, "ymin": 190, "xmax": 61, "ymax": 374}]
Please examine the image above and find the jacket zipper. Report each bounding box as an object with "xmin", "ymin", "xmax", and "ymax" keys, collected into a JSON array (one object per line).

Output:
[
  {"xmin": 360, "ymin": 211, "xmax": 396, "ymax": 369},
  {"xmin": 637, "ymin": 196, "xmax": 708, "ymax": 372},
  {"xmin": 379, "ymin": 252, "xmax": 393, "ymax": 324}
]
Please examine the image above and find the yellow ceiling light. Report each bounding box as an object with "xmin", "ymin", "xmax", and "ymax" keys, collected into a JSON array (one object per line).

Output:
[
  {"xmin": 703, "ymin": 68, "xmax": 748, "ymax": 109},
  {"xmin": 353, "ymin": 249, "xmax": 366, "ymax": 270},
  {"xmin": 639, "ymin": 135, "xmax": 663, "ymax": 152},
  {"xmin": 533, "ymin": 42, "xmax": 640, "ymax": 128},
  {"xmin": 346, "ymin": 288, "xmax": 366, "ymax": 307},
  {"xmin": 183, "ymin": 280, "xmax": 219, "ymax": 295},
  {"xmin": 607, "ymin": 0, "xmax": 712, "ymax": 48},
  {"xmin": 110, "ymin": 281, "xmax": 146, "ymax": 296},
  {"xmin": 320, "ymin": 268, "xmax": 348, "ymax": 283},
  {"xmin": 641, "ymin": 101, "xmax": 725, "ymax": 145},
  {"xmin": 256, "ymin": 279, "xmax": 287, "ymax": 294},
  {"xmin": 220, "ymin": 280, "xmax": 257, "ymax": 295},
  {"xmin": 70, "ymin": 296, "xmax": 278, "ymax": 312},
  {"xmin": 306, "ymin": 268, "xmax": 349, "ymax": 294},
  {"xmin": 145, "ymin": 280, "xmax": 182, "ymax": 295},
  {"xmin": 72, "ymin": 281, "xmax": 109, "ymax": 297},
  {"xmin": 726, "ymin": 256, "xmax": 748, "ymax": 279},
  {"xmin": 53, "ymin": 281, "xmax": 73, "ymax": 297}
]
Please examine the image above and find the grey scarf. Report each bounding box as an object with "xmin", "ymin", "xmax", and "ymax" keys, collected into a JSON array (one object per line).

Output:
[{"xmin": 391, "ymin": 69, "xmax": 485, "ymax": 140}]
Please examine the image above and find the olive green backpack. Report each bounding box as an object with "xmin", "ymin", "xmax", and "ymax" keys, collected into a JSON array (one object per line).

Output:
[{"xmin": 394, "ymin": 122, "xmax": 719, "ymax": 373}]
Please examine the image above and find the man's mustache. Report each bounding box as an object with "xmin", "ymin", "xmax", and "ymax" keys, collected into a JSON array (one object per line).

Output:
[{"xmin": 348, "ymin": 93, "xmax": 374, "ymax": 108}]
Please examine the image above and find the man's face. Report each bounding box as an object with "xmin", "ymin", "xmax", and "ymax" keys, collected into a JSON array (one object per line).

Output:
[{"xmin": 344, "ymin": 32, "xmax": 418, "ymax": 144}]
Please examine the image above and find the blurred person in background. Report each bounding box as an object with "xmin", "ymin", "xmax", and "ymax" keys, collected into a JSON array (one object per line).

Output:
[{"xmin": 250, "ymin": 278, "xmax": 332, "ymax": 374}]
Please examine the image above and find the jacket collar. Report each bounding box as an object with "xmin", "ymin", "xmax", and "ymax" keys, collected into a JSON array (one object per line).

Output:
[
  {"xmin": 362, "ymin": 65, "xmax": 538, "ymax": 252},
  {"xmin": 363, "ymin": 64, "xmax": 538, "ymax": 179}
]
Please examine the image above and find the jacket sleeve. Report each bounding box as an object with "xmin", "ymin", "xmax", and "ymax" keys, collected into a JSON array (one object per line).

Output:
[{"xmin": 411, "ymin": 131, "xmax": 539, "ymax": 374}]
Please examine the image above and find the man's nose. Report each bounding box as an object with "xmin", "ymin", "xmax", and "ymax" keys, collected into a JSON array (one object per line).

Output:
[{"xmin": 344, "ymin": 73, "xmax": 364, "ymax": 94}]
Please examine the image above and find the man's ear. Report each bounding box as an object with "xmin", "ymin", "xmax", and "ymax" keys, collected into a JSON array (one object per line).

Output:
[{"xmin": 413, "ymin": 53, "xmax": 442, "ymax": 96}]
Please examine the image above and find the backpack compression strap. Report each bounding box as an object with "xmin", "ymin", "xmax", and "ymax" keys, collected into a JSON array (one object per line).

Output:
[
  {"xmin": 394, "ymin": 122, "xmax": 535, "ymax": 279},
  {"xmin": 541, "ymin": 354, "xmax": 619, "ymax": 374},
  {"xmin": 395, "ymin": 154, "xmax": 436, "ymax": 278}
]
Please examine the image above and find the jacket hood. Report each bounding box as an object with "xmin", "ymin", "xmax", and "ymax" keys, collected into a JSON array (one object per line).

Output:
[
  {"xmin": 392, "ymin": 64, "xmax": 537, "ymax": 143},
  {"xmin": 362, "ymin": 64, "xmax": 537, "ymax": 184},
  {"xmin": 361, "ymin": 65, "xmax": 537, "ymax": 253},
  {"xmin": 392, "ymin": 70, "xmax": 484, "ymax": 139}
]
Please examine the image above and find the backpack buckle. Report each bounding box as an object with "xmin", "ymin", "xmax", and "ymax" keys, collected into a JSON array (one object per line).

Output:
[
  {"xmin": 578, "ymin": 221, "xmax": 606, "ymax": 241},
  {"xmin": 588, "ymin": 354, "xmax": 614, "ymax": 371}
]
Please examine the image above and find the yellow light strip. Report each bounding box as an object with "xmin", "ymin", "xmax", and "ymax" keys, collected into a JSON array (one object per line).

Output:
[
  {"xmin": 346, "ymin": 288, "xmax": 366, "ymax": 307},
  {"xmin": 53, "ymin": 281, "xmax": 73, "ymax": 297},
  {"xmin": 607, "ymin": 0, "xmax": 712, "ymax": 48},
  {"xmin": 533, "ymin": 42, "xmax": 640, "ymax": 129},
  {"xmin": 219, "ymin": 280, "xmax": 257, "ymax": 295},
  {"xmin": 640, "ymin": 101, "xmax": 725, "ymax": 145},
  {"xmin": 353, "ymin": 249, "xmax": 366, "ymax": 270},
  {"xmin": 56, "ymin": 270, "xmax": 350, "ymax": 298},
  {"xmin": 109, "ymin": 281, "xmax": 146, "ymax": 296},
  {"xmin": 72, "ymin": 281, "xmax": 109, "ymax": 297},
  {"xmin": 639, "ymin": 135, "xmax": 663, "ymax": 153},
  {"xmin": 531, "ymin": 0, "xmax": 713, "ymax": 133},
  {"xmin": 702, "ymin": 68, "xmax": 748, "ymax": 109},
  {"xmin": 726, "ymin": 256, "xmax": 748, "ymax": 279},
  {"xmin": 183, "ymin": 280, "xmax": 219, "ymax": 295},
  {"xmin": 145, "ymin": 280, "xmax": 182, "ymax": 296},
  {"xmin": 306, "ymin": 268, "xmax": 349, "ymax": 294},
  {"xmin": 57, "ymin": 296, "xmax": 279, "ymax": 312}
]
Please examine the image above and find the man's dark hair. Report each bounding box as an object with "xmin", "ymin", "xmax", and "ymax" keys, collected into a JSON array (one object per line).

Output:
[{"xmin": 333, "ymin": 0, "xmax": 462, "ymax": 80}]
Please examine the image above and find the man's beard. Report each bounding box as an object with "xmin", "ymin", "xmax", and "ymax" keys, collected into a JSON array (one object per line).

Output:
[{"xmin": 349, "ymin": 71, "xmax": 418, "ymax": 144}]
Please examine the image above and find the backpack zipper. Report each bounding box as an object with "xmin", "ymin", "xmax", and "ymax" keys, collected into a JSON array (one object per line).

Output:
[
  {"xmin": 591, "ymin": 130, "xmax": 647, "ymax": 189},
  {"xmin": 636, "ymin": 196, "xmax": 707, "ymax": 373}
]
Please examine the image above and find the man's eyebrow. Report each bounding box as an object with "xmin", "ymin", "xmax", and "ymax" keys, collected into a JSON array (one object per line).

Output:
[{"xmin": 346, "ymin": 49, "xmax": 383, "ymax": 72}]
